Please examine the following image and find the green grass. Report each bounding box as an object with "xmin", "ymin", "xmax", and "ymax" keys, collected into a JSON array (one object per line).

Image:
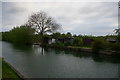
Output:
[
  {"xmin": 2, "ymin": 58, "xmax": 22, "ymax": 79},
  {"xmin": 67, "ymin": 46, "xmax": 91, "ymax": 49},
  {"xmin": 0, "ymin": 58, "xmax": 2, "ymax": 79},
  {"xmin": 82, "ymin": 46, "xmax": 91, "ymax": 48}
]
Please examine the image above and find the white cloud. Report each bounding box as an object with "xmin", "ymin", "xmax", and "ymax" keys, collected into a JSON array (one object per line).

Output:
[
  {"xmin": 0, "ymin": 1, "xmax": 2, "ymax": 32},
  {"xmin": 2, "ymin": 2, "xmax": 118, "ymax": 36}
]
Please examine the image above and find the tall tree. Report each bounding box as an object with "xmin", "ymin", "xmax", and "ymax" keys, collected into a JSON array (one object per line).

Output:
[{"xmin": 25, "ymin": 11, "xmax": 61, "ymax": 45}]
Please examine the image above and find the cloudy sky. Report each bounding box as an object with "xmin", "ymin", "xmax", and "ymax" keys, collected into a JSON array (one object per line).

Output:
[{"xmin": 1, "ymin": 1, "xmax": 119, "ymax": 36}]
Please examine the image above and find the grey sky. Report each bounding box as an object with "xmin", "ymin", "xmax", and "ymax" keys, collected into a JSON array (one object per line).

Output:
[
  {"xmin": 1, "ymin": 2, "xmax": 119, "ymax": 36},
  {"xmin": 0, "ymin": 1, "xmax": 2, "ymax": 32}
]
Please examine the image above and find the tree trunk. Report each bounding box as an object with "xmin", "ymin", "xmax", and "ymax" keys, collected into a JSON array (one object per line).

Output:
[
  {"xmin": 39, "ymin": 33, "xmax": 44, "ymax": 46},
  {"xmin": 41, "ymin": 47, "xmax": 44, "ymax": 55},
  {"xmin": 40, "ymin": 33, "xmax": 44, "ymax": 55}
]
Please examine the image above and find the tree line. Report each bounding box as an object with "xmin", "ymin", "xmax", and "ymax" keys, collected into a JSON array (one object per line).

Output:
[{"xmin": 1, "ymin": 11, "xmax": 120, "ymax": 53}]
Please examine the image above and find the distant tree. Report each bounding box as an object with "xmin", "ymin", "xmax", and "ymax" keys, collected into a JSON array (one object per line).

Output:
[
  {"xmin": 114, "ymin": 28, "xmax": 120, "ymax": 42},
  {"xmin": 78, "ymin": 34, "xmax": 82, "ymax": 37},
  {"xmin": 73, "ymin": 34, "xmax": 77, "ymax": 37},
  {"xmin": 2, "ymin": 32, "xmax": 11, "ymax": 41},
  {"xmin": 61, "ymin": 33, "xmax": 66, "ymax": 38},
  {"xmin": 25, "ymin": 11, "xmax": 61, "ymax": 44},
  {"xmin": 73, "ymin": 37, "xmax": 83, "ymax": 47},
  {"xmin": 2, "ymin": 26, "xmax": 35, "ymax": 44},
  {"xmin": 114, "ymin": 28, "xmax": 120, "ymax": 34},
  {"xmin": 66, "ymin": 32, "xmax": 72, "ymax": 37},
  {"xmin": 52, "ymin": 32, "xmax": 61, "ymax": 39},
  {"xmin": 92, "ymin": 40, "xmax": 104, "ymax": 53}
]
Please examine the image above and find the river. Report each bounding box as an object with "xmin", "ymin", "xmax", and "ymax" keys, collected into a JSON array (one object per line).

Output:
[{"xmin": 2, "ymin": 41, "xmax": 120, "ymax": 78}]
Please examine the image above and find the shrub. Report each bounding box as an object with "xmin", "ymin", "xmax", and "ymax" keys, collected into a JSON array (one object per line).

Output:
[
  {"xmin": 111, "ymin": 42, "xmax": 120, "ymax": 52},
  {"xmin": 55, "ymin": 41, "xmax": 64, "ymax": 47},
  {"xmin": 92, "ymin": 40, "xmax": 104, "ymax": 53},
  {"xmin": 73, "ymin": 37, "xmax": 83, "ymax": 47},
  {"xmin": 64, "ymin": 42, "xmax": 72, "ymax": 46},
  {"xmin": 2, "ymin": 26, "xmax": 35, "ymax": 44},
  {"xmin": 102, "ymin": 41, "xmax": 110, "ymax": 50}
]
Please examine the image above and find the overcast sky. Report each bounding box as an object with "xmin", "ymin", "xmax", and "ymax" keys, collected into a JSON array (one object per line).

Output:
[{"xmin": 1, "ymin": 1, "xmax": 119, "ymax": 36}]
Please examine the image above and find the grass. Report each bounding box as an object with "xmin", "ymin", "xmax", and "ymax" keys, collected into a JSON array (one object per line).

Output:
[
  {"xmin": 0, "ymin": 58, "xmax": 2, "ymax": 79},
  {"xmin": 2, "ymin": 58, "xmax": 22, "ymax": 79},
  {"xmin": 67, "ymin": 46, "xmax": 91, "ymax": 49},
  {"xmin": 82, "ymin": 46, "xmax": 91, "ymax": 48}
]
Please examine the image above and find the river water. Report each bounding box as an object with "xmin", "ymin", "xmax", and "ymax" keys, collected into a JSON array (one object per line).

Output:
[{"xmin": 2, "ymin": 41, "xmax": 120, "ymax": 78}]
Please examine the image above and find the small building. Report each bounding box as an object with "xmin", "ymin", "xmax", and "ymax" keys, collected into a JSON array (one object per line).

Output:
[
  {"xmin": 44, "ymin": 37, "xmax": 74, "ymax": 44},
  {"xmin": 48, "ymin": 38, "xmax": 56, "ymax": 44},
  {"xmin": 106, "ymin": 38, "xmax": 117, "ymax": 43},
  {"xmin": 83, "ymin": 38, "xmax": 93, "ymax": 46},
  {"xmin": 57, "ymin": 37, "xmax": 74, "ymax": 43}
]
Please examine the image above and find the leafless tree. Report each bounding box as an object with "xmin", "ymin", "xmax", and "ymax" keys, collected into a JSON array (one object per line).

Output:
[
  {"xmin": 114, "ymin": 28, "xmax": 120, "ymax": 42},
  {"xmin": 26, "ymin": 11, "xmax": 61, "ymax": 36},
  {"xmin": 114, "ymin": 28, "xmax": 120, "ymax": 35}
]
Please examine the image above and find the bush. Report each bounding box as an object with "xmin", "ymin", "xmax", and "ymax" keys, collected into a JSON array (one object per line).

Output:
[
  {"xmin": 2, "ymin": 26, "xmax": 35, "ymax": 44},
  {"xmin": 64, "ymin": 42, "xmax": 72, "ymax": 46},
  {"xmin": 111, "ymin": 42, "xmax": 120, "ymax": 52},
  {"xmin": 73, "ymin": 37, "xmax": 83, "ymax": 47},
  {"xmin": 54, "ymin": 41, "xmax": 64, "ymax": 47},
  {"xmin": 92, "ymin": 40, "xmax": 104, "ymax": 53}
]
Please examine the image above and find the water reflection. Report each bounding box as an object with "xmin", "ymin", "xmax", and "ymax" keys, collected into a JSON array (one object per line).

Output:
[
  {"xmin": 53, "ymin": 48, "xmax": 120, "ymax": 64},
  {"xmin": 11, "ymin": 43, "xmax": 46, "ymax": 55},
  {"xmin": 8, "ymin": 42, "xmax": 120, "ymax": 64},
  {"xmin": 32, "ymin": 45, "xmax": 45, "ymax": 55},
  {"xmin": 92, "ymin": 54, "xmax": 104, "ymax": 62},
  {"xmin": 2, "ymin": 41, "xmax": 120, "ymax": 78},
  {"xmin": 11, "ymin": 43, "xmax": 32, "ymax": 52}
]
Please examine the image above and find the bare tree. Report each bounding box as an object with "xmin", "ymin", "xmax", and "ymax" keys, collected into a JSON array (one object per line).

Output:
[
  {"xmin": 114, "ymin": 28, "xmax": 120, "ymax": 34},
  {"xmin": 114, "ymin": 28, "xmax": 120, "ymax": 42},
  {"xmin": 25, "ymin": 11, "xmax": 61, "ymax": 47},
  {"xmin": 26, "ymin": 11, "xmax": 61, "ymax": 36}
]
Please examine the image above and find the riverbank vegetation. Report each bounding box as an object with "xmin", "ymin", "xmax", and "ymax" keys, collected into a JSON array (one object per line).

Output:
[
  {"xmin": 1, "ymin": 11, "xmax": 120, "ymax": 56},
  {"xmin": 2, "ymin": 26, "xmax": 35, "ymax": 44},
  {"xmin": 1, "ymin": 29, "xmax": 120, "ymax": 55}
]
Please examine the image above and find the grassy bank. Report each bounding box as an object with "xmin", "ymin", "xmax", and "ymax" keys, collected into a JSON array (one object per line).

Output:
[
  {"xmin": 46, "ymin": 44, "xmax": 120, "ymax": 56},
  {"xmin": 2, "ymin": 58, "xmax": 22, "ymax": 79},
  {"xmin": 0, "ymin": 58, "xmax": 2, "ymax": 79}
]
